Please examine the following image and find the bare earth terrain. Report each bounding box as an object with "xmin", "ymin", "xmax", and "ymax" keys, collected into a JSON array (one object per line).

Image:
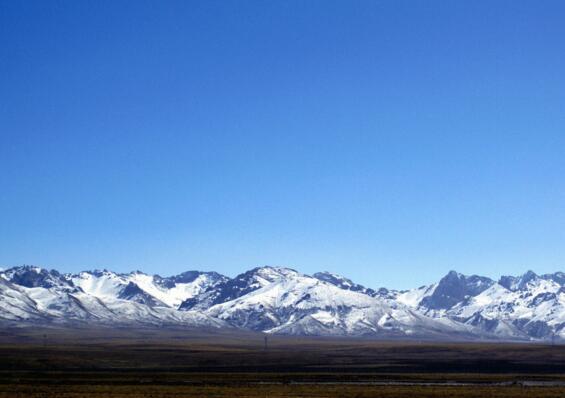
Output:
[{"xmin": 1, "ymin": 326, "xmax": 565, "ymax": 397}]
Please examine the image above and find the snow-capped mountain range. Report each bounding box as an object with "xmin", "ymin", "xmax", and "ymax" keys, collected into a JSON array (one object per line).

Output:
[{"xmin": 1, "ymin": 265, "xmax": 564, "ymax": 341}]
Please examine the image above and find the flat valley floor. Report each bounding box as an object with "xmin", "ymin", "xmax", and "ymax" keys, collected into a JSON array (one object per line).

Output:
[{"xmin": 1, "ymin": 326, "xmax": 565, "ymax": 397}]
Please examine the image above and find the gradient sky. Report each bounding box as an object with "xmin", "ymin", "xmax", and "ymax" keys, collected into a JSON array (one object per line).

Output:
[{"xmin": 1, "ymin": 1, "xmax": 565, "ymax": 289}]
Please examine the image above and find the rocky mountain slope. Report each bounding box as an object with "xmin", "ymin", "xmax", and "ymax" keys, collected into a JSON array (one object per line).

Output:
[{"xmin": 1, "ymin": 265, "xmax": 564, "ymax": 341}]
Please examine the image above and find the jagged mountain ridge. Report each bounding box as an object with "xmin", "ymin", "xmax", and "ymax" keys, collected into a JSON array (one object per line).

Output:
[{"xmin": 1, "ymin": 265, "xmax": 564, "ymax": 341}]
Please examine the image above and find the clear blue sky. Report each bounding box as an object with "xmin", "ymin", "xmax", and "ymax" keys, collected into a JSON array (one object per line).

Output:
[{"xmin": 1, "ymin": 1, "xmax": 564, "ymax": 289}]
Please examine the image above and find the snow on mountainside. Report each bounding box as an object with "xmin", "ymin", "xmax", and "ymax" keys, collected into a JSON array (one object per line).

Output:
[
  {"xmin": 447, "ymin": 272, "xmax": 565, "ymax": 339},
  {"xmin": 2, "ymin": 265, "xmax": 75, "ymax": 290},
  {"xmin": 0, "ymin": 266, "xmax": 227, "ymax": 328},
  {"xmin": 69, "ymin": 269, "xmax": 227, "ymax": 308},
  {"xmin": 396, "ymin": 284, "xmax": 437, "ymax": 307},
  {"xmin": 312, "ymin": 271, "xmax": 392, "ymax": 298},
  {"xmin": 419, "ymin": 271, "xmax": 495, "ymax": 311},
  {"xmin": 398, "ymin": 270, "xmax": 565, "ymax": 340},
  {"xmin": 0, "ymin": 278, "xmax": 46, "ymax": 322},
  {"xmin": 205, "ymin": 271, "xmax": 379, "ymax": 331},
  {"xmin": 204, "ymin": 269, "xmax": 474, "ymax": 339},
  {"xmin": 1, "ymin": 265, "xmax": 565, "ymax": 341},
  {"xmin": 179, "ymin": 266, "xmax": 299, "ymax": 311}
]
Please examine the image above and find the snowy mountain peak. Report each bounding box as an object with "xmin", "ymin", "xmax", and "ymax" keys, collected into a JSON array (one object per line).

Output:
[
  {"xmin": 1, "ymin": 265, "xmax": 75, "ymax": 290},
  {"xmin": 248, "ymin": 266, "xmax": 300, "ymax": 281},
  {"xmin": 313, "ymin": 271, "xmax": 381, "ymax": 297},
  {"xmin": 178, "ymin": 266, "xmax": 299, "ymax": 312},
  {"xmin": 499, "ymin": 270, "xmax": 539, "ymax": 291},
  {"xmin": 419, "ymin": 271, "xmax": 494, "ymax": 310},
  {"xmin": 1, "ymin": 264, "xmax": 565, "ymax": 341},
  {"xmin": 542, "ymin": 272, "xmax": 565, "ymax": 286},
  {"xmin": 155, "ymin": 270, "xmax": 228, "ymax": 290},
  {"xmin": 313, "ymin": 271, "xmax": 354, "ymax": 288},
  {"xmin": 67, "ymin": 267, "xmax": 227, "ymax": 309}
]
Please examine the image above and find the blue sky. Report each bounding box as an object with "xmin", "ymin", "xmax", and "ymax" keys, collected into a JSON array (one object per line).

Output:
[{"xmin": 1, "ymin": 1, "xmax": 564, "ymax": 289}]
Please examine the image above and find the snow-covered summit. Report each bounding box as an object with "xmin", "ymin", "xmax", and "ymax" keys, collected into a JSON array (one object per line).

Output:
[
  {"xmin": 68, "ymin": 268, "xmax": 227, "ymax": 308},
  {"xmin": 1, "ymin": 264, "xmax": 564, "ymax": 341},
  {"xmin": 2, "ymin": 265, "xmax": 76, "ymax": 291}
]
